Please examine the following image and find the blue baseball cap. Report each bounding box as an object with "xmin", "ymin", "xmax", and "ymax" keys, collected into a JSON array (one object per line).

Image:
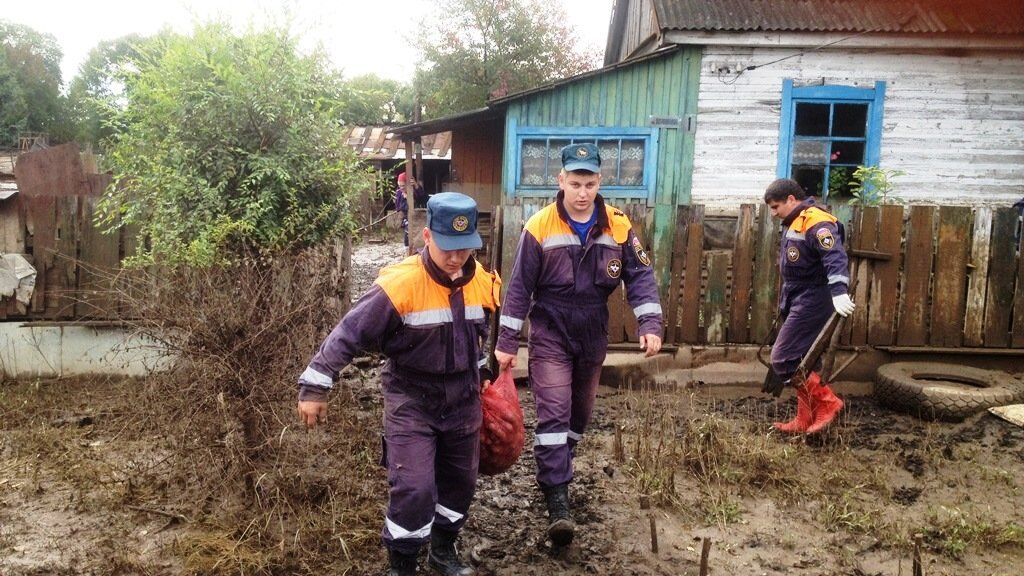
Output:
[
  {"xmin": 561, "ymin": 142, "xmax": 601, "ymax": 173},
  {"xmin": 427, "ymin": 192, "xmax": 483, "ymax": 251}
]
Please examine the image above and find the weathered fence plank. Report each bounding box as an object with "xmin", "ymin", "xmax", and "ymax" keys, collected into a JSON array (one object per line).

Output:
[
  {"xmin": 728, "ymin": 204, "xmax": 754, "ymax": 343},
  {"xmin": 78, "ymin": 196, "xmax": 121, "ymax": 318},
  {"xmin": 704, "ymin": 251, "xmax": 730, "ymax": 343},
  {"xmin": 51, "ymin": 195, "xmax": 79, "ymax": 318},
  {"xmin": 930, "ymin": 206, "xmax": 972, "ymax": 347},
  {"xmin": 898, "ymin": 206, "xmax": 936, "ymax": 346},
  {"xmin": 24, "ymin": 195, "xmax": 56, "ymax": 313},
  {"xmin": 664, "ymin": 206, "xmax": 690, "ymax": 344},
  {"xmin": 963, "ymin": 207, "xmax": 993, "ymax": 346},
  {"xmin": 984, "ymin": 208, "xmax": 1018, "ymax": 347},
  {"xmin": 679, "ymin": 205, "xmax": 704, "ymax": 343},
  {"xmin": 849, "ymin": 207, "xmax": 878, "ymax": 345},
  {"xmin": 867, "ymin": 205, "xmax": 904, "ymax": 345},
  {"xmin": 750, "ymin": 204, "xmax": 779, "ymax": 343},
  {"xmin": 1014, "ymin": 226, "xmax": 1024, "ymax": 348}
]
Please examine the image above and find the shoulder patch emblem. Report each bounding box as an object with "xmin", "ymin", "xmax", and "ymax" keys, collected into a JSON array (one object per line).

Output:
[
  {"xmin": 452, "ymin": 215, "xmax": 469, "ymax": 232},
  {"xmin": 607, "ymin": 258, "xmax": 622, "ymax": 279},
  {"xmin": 632, "ymin": 237, "xmax": 651, "ymax": 267},
  {"xmin": 613, "ymin": 209, "xmax": 624, "ymax": 217},
  {"xmin": 787, "ymin": 246, "xmax": 800, "ymax": 262},
  {"xmin": 816, "ymin": 228, "xmax": 835, "ymax": 250}
]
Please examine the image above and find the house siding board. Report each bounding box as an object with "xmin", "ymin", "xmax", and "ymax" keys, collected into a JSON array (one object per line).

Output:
[{"xmin": 691, "ymin": 46, "xmax": 1024, "ymax": 211}]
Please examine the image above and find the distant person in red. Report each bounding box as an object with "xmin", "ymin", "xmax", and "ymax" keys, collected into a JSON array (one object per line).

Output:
[{"xmin": 395, "ymin": 172, "xmax": 428, "ymax": 246}]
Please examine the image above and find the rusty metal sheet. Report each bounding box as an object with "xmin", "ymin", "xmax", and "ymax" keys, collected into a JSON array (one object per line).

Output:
[{"xmin": 13, "ymin": 143, "xmax": 89, "ymax": 197}]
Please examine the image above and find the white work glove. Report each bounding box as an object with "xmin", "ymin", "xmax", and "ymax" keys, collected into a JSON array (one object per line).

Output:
[{"xmin": 832, "ymin": 293, "xmax": 855, "ymax": 317}]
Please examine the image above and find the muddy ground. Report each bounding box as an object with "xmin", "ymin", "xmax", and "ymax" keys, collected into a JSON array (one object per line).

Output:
[{"xmin": 1, "ymin": 240, "xmax": 1022, "ymax": 575}]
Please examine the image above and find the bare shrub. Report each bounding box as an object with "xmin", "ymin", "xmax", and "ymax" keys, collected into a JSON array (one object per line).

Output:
[{"xmin": 106, "ymin": 241, "xmax": 389, "ymax": 574}]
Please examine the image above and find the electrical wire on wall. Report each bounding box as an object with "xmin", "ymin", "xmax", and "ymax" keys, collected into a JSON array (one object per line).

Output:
[{"xmin": 715, "ymin": 28, "xmax": 884, "ymax": 85}]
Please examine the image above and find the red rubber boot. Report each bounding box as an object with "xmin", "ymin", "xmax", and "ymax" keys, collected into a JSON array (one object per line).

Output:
[
  {"xmin": 772, "ymin": 372, "xmax": 817, "ymax": 434},
  {"xmin": 806, "ymin": 377, "xmax": 844, "ymax": 434}
]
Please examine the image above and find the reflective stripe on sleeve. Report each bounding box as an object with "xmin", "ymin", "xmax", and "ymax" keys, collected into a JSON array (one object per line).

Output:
[
  {"xmin": 633, "ymin": 303, "xmax": 663, "ymax": 317},
  {"xmin": 300, "ymin": 366, "xmax": 333, "ymax": 387},
  {"xmin": 500, "ymin": 315, "xmax": 524, "ymax": 330}
]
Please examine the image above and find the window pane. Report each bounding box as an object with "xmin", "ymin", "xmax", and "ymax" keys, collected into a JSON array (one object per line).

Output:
[
  {"xmin": 792, "ymin": 165, "xmax": 824, "ymax": 196},
  {"xmin": 548, "ymin": 139, "xmax": 570, "ymax": 186},
  {"xmin": 598, "ymin": 140, "xmax": 619, "ymax": 185},
  {"xmin": 830, "ymin": 140, "xmax": 865, "ymax": 165},
  {"xmin": 794, "ymin": 103, "xmax": 830, "ymax": 136},
  {"xmin": 833, "ymin": 104, "xmax": 868, "ymax": 137},
  {"xmin": 520, "ymin": 139, "xmax": 547, "ymax": 186},
  {"xmin": 619, "ymin": 139, "xmax": 645, "ymax": 186},
  {"xmin": 792, "ymin": 140, "xmax": 828, "ymax": 164}
]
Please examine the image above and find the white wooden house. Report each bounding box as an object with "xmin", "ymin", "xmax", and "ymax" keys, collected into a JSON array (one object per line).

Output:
[{"xmin": 606, "ymin": 0, "xmax": 1024, "ymax": 212}]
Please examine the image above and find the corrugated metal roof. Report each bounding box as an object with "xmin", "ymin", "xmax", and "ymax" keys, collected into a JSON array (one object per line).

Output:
[
  {"xmin": 342, "ymin": 126, "xmax": 452, "ymax": 160},
  {"xmin": 653, "ymin": 0, "xmax": 1024, "ymax": 35}
]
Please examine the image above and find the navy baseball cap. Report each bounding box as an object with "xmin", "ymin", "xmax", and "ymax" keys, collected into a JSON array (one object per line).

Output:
[
  {"xmin": 427, "ymin": 192, "xmax": 483, "ymax": 251},
  {"xmin": 561, "ymin": 142, "xmax": 601, "ymax": 173}
]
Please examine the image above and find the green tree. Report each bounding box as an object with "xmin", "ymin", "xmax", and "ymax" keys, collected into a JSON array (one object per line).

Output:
[
  {"xmin": 99, "ymin": 22, "xmax": 369, "ymax": 266},
  {"xmin": 66, "ymin": 34, "xmax": 151, "ymax": 147},
  {"xmin": 339, "ymin": 73, "xmax": 416, "ymax": 125},
  {"xmin": 0, "ymin": 20, "xmax": 67, "ymax": 144},
  {"xmin": 417, "ymin": 0, "xmax": 598, "ymax": 117}
]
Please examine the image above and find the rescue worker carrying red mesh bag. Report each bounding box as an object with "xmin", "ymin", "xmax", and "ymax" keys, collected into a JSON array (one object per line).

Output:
[
  {"xmin": 495, "ymin": 142, "xmax": 663, "ymax": 547},
  {"xmin": 297, "ymin": 192, "xmax": 500, "ymax": 576},
  {"xmin": 762, "ymin": 178, "xmax": 854, "ymax": 434}
]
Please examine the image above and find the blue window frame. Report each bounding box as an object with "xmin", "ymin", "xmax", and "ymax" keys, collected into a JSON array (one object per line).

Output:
[
  {"xmin": 507, "ymin": 124, "xmax": 659, "ymax": 201},
  {"xmin": 777, "ymin": 80, "xmax": 885, "ymax": 204}
]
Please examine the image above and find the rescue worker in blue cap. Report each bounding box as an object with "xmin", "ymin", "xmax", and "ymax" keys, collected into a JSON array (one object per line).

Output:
[
  {"xmin": 297, "ymin": 192, "xmax": 500, "ymax": 576},
  {"xmin": 494, "ymin": 142, "xmax": 663, "ymax": 546},
  {"xmin": 763, "ymin": 178, "xmax": 853, "ymax": 434}
]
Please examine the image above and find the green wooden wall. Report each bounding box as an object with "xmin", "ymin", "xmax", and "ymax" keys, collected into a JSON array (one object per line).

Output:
[{"xmin": 498, "ymin": 47, "xmax": 701, "ymax": 295}]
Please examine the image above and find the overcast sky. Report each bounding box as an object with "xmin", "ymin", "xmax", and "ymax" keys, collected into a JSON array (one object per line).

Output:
[{"xmin": 3, "ymin": 0, "xmax": 614, "ymax": 86}]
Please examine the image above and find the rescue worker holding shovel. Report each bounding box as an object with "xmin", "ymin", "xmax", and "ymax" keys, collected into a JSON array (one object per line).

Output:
[
  {"xmin": 763, "ymin": 178, "xmax": 854, "ymax": 434},
  {"xmin": 297, "ymin": 192, "xmax": 499, "ymax": 576},
  {"xmin": 494, "ymin": 143, "xmax": 663, "ymax": 546}
]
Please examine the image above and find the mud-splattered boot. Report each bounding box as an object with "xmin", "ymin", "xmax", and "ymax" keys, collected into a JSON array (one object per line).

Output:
[
  {"xmin": 385, "ymin": 548, "xmax": 418, "ymax": 576},
  {"xmin": 543, "ymin": 482, "xmax": 574, "ymax": 546},
  {"xmin": 772, "ymin": 372, "xmax": 818, "ymax": 434},
  {"xmin": 806, "ymin": 378, "xmax": 844, "ymax": 434},
  {"xmin": 427, "ymin": 529, "xmax": 474, "ymax": 575}
]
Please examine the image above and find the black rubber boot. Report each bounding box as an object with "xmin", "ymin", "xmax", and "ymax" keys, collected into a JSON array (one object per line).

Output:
[
  {"xmin": 427, "ymin": 529, "xmax": 475, "ymax": 575},
  {"xmin": 385, "ymin": 548, "xmax": 419, "ymax": 576},
  {"xmin": 543, "ymin": 483, "xmax": 575, "ymax": 546}
]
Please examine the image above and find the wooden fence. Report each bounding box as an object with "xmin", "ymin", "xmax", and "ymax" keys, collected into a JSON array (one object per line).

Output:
[
  {"xmin": 609, "ymin": 203, "xmax": 1024, "ymax": 350},
  {"xmin": 0, "ymin": 178, "xmax": 130, "ymax": 321}
]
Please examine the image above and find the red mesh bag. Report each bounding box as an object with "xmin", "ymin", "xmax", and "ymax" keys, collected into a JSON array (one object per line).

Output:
[{"xmin": 479, "ymin": 369, "xmax": 525, "ymax": 475}]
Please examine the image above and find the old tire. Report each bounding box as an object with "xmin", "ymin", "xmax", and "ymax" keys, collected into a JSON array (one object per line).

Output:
[{"xmin": 874, "ymin": 362, "xmax": 1024, "ymax": 422}]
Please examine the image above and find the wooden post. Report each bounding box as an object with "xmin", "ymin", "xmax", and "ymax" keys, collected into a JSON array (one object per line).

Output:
[
  {"xmin": 728, "ymin": 204, "xmax": 755, "ymax": 343},
  {"xmin": 649, "ymin": 515, "xmax": 658, "ymax": 553},
  {"xmin": 913, "ymin": 533, "xmax": 923, "ymax": 576},
  {"xmin": 699, "ymin": 537, "xmax": 712, "ymax": 576}
]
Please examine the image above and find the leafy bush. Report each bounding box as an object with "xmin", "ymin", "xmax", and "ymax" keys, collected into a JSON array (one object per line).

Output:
[
  {"xmin": 99, "ymin": 22, "xmax": 370, "ymax": 266},
  {"xmin": 850, "ymin": 165, "xmax": 905, "ymax": 206}
]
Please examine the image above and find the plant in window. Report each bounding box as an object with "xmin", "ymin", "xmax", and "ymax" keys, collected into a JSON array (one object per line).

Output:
[{"xmin": 850, "ymin": 166, "xmax": 905, "ymax": 206}]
